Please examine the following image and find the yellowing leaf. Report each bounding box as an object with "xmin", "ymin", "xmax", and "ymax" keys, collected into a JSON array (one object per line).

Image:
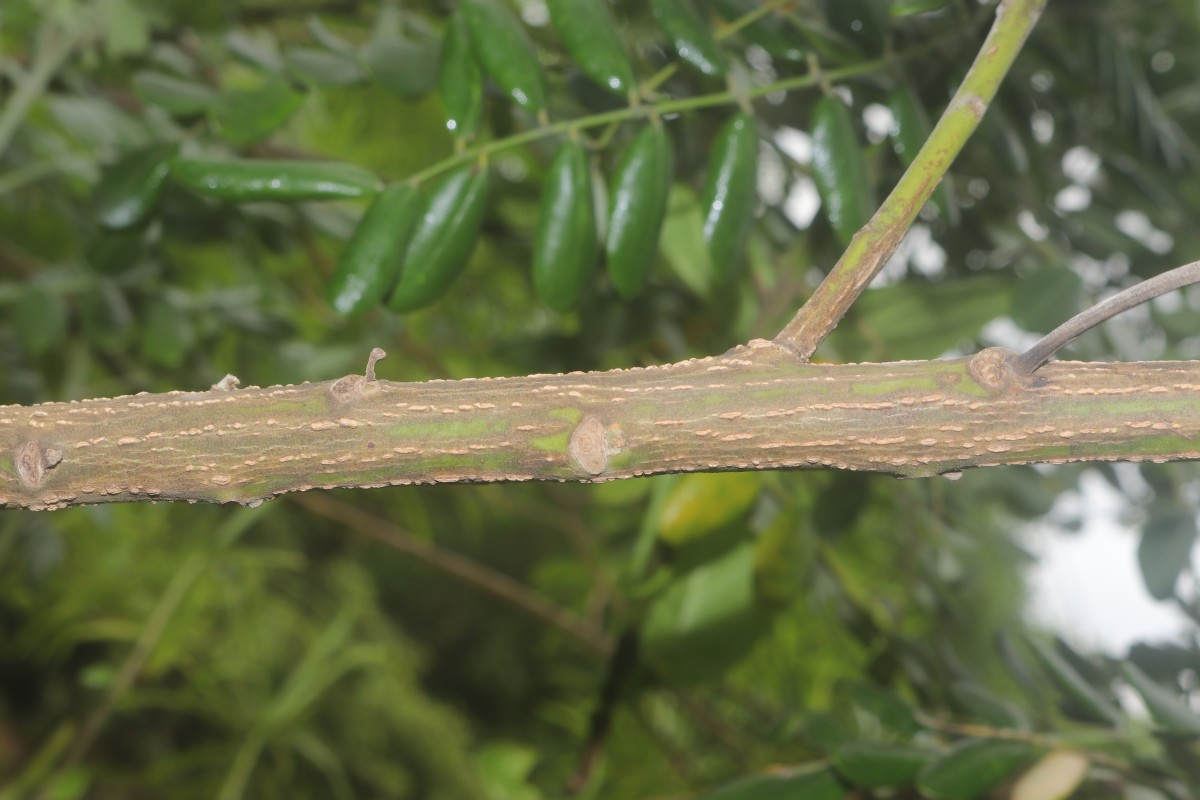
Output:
[
  {"xmin": 1010, "ymin": 750, "xmax": 1089, "ymax": 800},
  {"xmin": 657, "ymin": 472, "xmax": 761, "ymax": 546}
]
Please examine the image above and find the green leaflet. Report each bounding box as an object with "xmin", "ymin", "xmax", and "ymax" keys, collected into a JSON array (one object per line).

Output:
[
  {"xmin": 361, "ymin": 36, "xmax": 439, "ymax": 99},
  {"xmin": 917, "ymin": 739, "xmax": 1037, "ymax": 800},
  {"xmin": 606, "ymin": 122, "xmax": 673, "ymax": 298},
  {"xmin": 1121, "ymin": 662, "xmax": 1200, "ymax": 735},
  {"xmin": 92, "ymin": 142, "xmax": 177, "ymax": 230},
  {"xmin": 439, "ymin": 13, "xmax": 484, "ymax": 140},
  {"xmin": 642, "ymin": 541, "xmax": 775, "ymax": 683},
  {"xmin": 461, "ymin": 0, "xmax": 547, "ymax": 115},
  {"xmin": 753, "ymin": 511, "xmax": 813, "ymax": 607},
  {"xmin": 12, "ymin": 285, "xmax": 68, "ymax": 357},
  {"xmin": 327, "ymin": 183, "xmax": 423, "ymax": 316},
  {"xmin": 832, "ymin": 741, "xmax": 935, "ymax": 788},
  {"xmin": 1011, "ymin": 266, "xmax": 1082, "ymax": 333},
  {"xmin": 208, "ymin": 78, "xmax": 303, "ymax": 146},
  {"xmin": 85, "ymin": 229, "xmax": 144, "ymax": 275},
  {"xmin": 650, "ymin": 0, "xmax": 727, "ymax": 77},
  {"xmin": 890, "ymin": 0, "xmax": 954, "ymax": 16},
  {"xmin": 80, "ymin": 281, "xmax": 135, "ymax": 354},
  {"xmin": 547, "ymin": 0, "xmax": 637, "ymax": 95},
  {"xmin": 284, "ymin": 47, "xmax": 365, "ymax": 87},
  {"xmin": 170, "ymin": 158, "xmax": 381, "ymax": 202},
  {"xmin": 811, "ymin": 94, "xmax": 875, "ymax": 245},
  {"xmin": 699, "ymin": 765, "xmax": 846, "ymax": 800},
  {"xmin": 388, "ymin": 163, "xmax": 491, "ymax": 312},
  {"xmin": 533, "ymin": 139, "xmax": 599, "ymax": 311},
  {"xmin": 1026, "ymin": 635, "xmax": 1125, "ymax": 727},
  {"xmin": 823, "ymin": 0, "xmax": 888, "ymax": 54},
  {"xmin": 1137, "ymin": 502, "xmax": 1197, "ymax": 601},
  {"xmin": 132, "ymin": 71, "xmax": 216, "ymax": 116},
  {"xmin": 701, "ymin": 112, "xmax": 758, "ymax": 285},
  {"xmin": 710, "ymin": 0, "xmax": 806, "ymax": 61},
  {"xmin": 949, "ymin": 681, "xmax": 1033, "ymax": 731},
  {"xmin": 659, "ymin": 184, "xmax": 714, "ymax": 297},
  {"xmin": 140, "ymin": 299, "xmax": 196, "ymax": 368}
]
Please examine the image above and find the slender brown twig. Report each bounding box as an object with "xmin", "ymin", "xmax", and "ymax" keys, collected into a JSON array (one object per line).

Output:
[
  {"xmin": 292, "ymin": 492, "xmax": 613, "ymax": 657},
  {"xmin": 1016, "ymin": 261, "xmax": 1200, "ymax": 374}
]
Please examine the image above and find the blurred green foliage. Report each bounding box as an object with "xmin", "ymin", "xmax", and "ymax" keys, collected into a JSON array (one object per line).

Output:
[{"xmin": 1, "ymin": 0, "xmax": 1200, "ymax": 798}]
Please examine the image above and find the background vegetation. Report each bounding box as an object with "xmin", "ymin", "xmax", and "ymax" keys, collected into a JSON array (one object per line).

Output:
[{"xmin": 1, "ymin": 0, "xmax": 1199, "ymax": 797}]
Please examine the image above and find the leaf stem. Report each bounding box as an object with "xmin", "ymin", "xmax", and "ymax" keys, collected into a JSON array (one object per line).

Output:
[
  {"xmin": 406, "ymin": 58, "xmax": 884, "ymax": 185},
  {"xmin": 774, "ymin": 0, "xmax": 1049, "ymax": 359},
  {"xmin": 292, "ymin": 492, "xmax": 613, "ymax": 657},
  {"xmin": 638, "ymin": 0, "xmax": 794, "ymax": 98}
]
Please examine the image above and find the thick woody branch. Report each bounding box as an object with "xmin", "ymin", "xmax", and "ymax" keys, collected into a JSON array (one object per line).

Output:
[{"xmin": 3, "ymin": 342, "xmax": 1200, "ymax": 511}]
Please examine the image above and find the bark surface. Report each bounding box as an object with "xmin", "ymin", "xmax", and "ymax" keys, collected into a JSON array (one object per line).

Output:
[{"xmin": 3, "ymin": 342, "xmax": 1198, "ymax": 510}]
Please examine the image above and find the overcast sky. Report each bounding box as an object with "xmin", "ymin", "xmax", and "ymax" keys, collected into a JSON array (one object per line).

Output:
[{"xmin": 1024, "ymin": 469, "xmax": 1199, "ymax": 655}]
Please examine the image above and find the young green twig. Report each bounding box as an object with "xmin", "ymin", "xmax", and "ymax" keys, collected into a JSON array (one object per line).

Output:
[{"xmin": 774, "ymin": 0, "xmax": 1049, "ymax": 359}]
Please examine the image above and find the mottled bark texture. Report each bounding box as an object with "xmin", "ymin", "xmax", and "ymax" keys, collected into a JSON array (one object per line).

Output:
[{"xmin": 2, "ymin": 341, "xmax": 1200, "ymax": 510}]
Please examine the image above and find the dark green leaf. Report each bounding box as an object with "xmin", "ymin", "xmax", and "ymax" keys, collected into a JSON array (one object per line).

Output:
[
  {"xmin": 532, "ymin": 139, "xmax": 599, "ymax": 311},
  {"xmin": 650, "ymin": 0, "xmax": 727, "ymax": 77},
  {"xmin": 92, "ymin": 143, "xmax": 177, "ymax": 230},
  {"xmin": 285, "ymin": 47, "xmax": 365, "ymax": 87},
  {"xmin": 388, "ymin": 163, "xmax": 491, "ymax": 312},
  {"xmin": 701, "ymin": 112, "xmax": 758, "ymax": 285},
  {"xmin": 85, "ymin": 229, "xmax": 145, "ymax": 275},
  {"xmin": 699, "ymin": 764, "xmax": 845, "ymax": 800},
  {"xmin": 659, "ymin": 184, "xmax": 714, "ymax": 297},
  {"xmin": 461, "ymin": 0, "xmax": 546, "ymax": 114},
  {"xmin": 139, "ymin": 300, "xmax": 195, "ymax": 368},
  {"xmin": 170, "ymin": 158, "xmax": 381, "ymax": 202},
  {"xmin": 754, "ymin": 512, "xmax": 813, "ymax": 607},
  {"xmin": 439, "ymin": 13, "xmax": 484, "ymax": 140},
  {"xmin": 1026, "ymin": 636, "xmax": 1125, "ymax": 727},
  {"xmin": 710, "ymin": 0, "xmax": 806, "ymax": 61},
  {"xmin": 832, "ymin": 277, "xmax": 1012, "ymax": 361},
  {"xmin": 918, "ymin": 739, "xmax": 1037, "ymax": 800},
  {"xmin": 1138, "ymin": 504, "xmax": 1197, "ymax": 601},
  {"xmin": 547, "ymin": 0, "xmax": 637, "ymax": 95},
  {"xmin": 890, "ymin": 0, "xmax": 954, "ymax": 16},
  {"xmin": 606, "ymin": 122, "xmax": 673, "ymax": 298},
  {"xmin": 1122, "ymin": 662, "xmax": 1200, "ymax": 735},
  {"xmin": 823, "ymin": 0, "xmax": 887, "ymax": 53},
  {"xmin": 362, "ymin": 37, "xmax": 439, "ymax": 98},
  {"xmin": 642, "ymin": 541, "xmax": 775, "ymax": 683},
  {"xmin": 132, "ymin": 71, "xmax": 217, "ymax": 116},
  {"xmin": 833, "ymin": 741, "xmax": 935, "ymax": 788},
  {"xmin": 306, "ymin": 15, "xmax": 355, "ymax": 54},
  {"xmin": 12, "ymin": 286, "xmax": 68, "ymax": 357},
  {"xmin": 811, "ymin": 94, "xmax": 875, "ymax": 245},
  {"xmin": 840, "ymin": 681, "xmax": 921, "ymax": 735},
  {"xmin": 950, "ymin": 682, "xmax": 1033, "ymax": 730},
  {"xmin": 224, "ymin": 29, "xmax": 285, "ymax": 73},
  {"xmin": 1012, "ymin": 267, "xmax": 1083, "ymax": 334},
  {"xmin": 328, "ymin": 183, "xmax": 422, "ymax": 316},
  {"xmin": 79, "ymin": 282, "xmax": 134, "ymax": 353},
  {"xmin": 209, "ymin": 79, "xmax": 303, "ymax": 146}
]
